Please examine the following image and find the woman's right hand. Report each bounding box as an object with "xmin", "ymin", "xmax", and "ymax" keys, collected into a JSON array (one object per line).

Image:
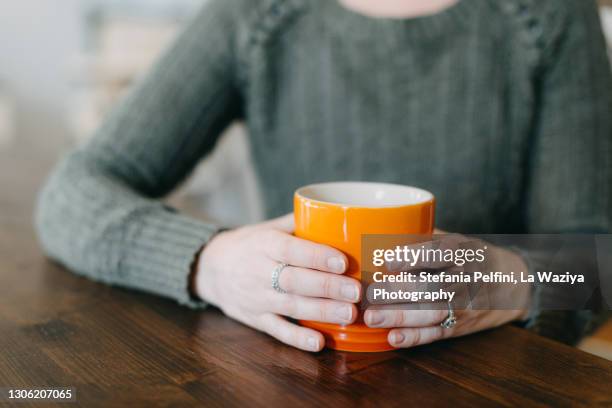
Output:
[{"xmin": 194, "ymin": 214, "xmax": 361, "ymax": 352}]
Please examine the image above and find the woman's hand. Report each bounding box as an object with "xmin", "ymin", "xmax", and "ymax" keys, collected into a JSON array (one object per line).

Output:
[
  {"xmin": 194, "ymin": 214, "xmax": 361, "ymax": 352},
  {"xmin": 364, "ymin": 232, "xmax": 531, "ymax": 348}
]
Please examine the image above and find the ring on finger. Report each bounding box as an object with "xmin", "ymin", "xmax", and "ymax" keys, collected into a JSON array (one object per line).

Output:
[
  {"xmin": 440, "ymin": 301, "xmax": 457, "ymax": 329},
  {"xmin": 272, "ymin": 262, "xmax": 289, "ymax": 294}
]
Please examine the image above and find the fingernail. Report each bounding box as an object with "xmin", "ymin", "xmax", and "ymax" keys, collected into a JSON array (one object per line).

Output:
[
  {"xmin": 307, "ymin": 336, "xmax": 319, "ymax": 351},
  {"xmin": 335, "ymin": 305, "xmax": 352, "ymax": 322},
  {"xmin": 392, "ymin": 332, "xmax": 405, "ymax": 345},
  {"xmin": 367, "ymin": 311, "xmax": 384, "ymax": 326},
  {"xmin": 341, "ymin": 284, "xmax": 359, "ymax": 301},
  {"xmin": 327, "ymin": 257, "xmax": 346, "ymax": 273}
]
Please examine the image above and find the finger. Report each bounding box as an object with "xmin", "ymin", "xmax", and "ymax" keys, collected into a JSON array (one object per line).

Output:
[
  {"xmin": 265, "ymin": 231, "xmax": 347, "ymax": 274},
  {"xmin": 261, "ymin": 213, "xmax": 294, "ymax": 233},
  {"xmin": 269, "ymin": 294, "xmax": 357, "ymax": 325},
  {"xmin": 258, "ymin": 313, "xmax": 324, "ymax": 352},
  {"xmin": 364, "ymin": 308, "xmax": 449, "ymax": 328},
  {"xmin": 278, "ymin": 265, "xmax": 361, "ymax": 302},
  {"xmin": 388, "ymin": 326, "xmax": 447, "ymax": 348}
]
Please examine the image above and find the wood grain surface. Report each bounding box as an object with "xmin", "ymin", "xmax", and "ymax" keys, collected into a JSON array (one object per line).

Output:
[{"xmin": 1, "ymin": 144, "xmax": 611, "ymax": 407}]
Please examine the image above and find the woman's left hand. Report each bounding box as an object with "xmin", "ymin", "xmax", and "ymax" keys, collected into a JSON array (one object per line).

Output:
[{"xmin": 364, "ymin": 232, "xmax": 531, "ymax": 348}]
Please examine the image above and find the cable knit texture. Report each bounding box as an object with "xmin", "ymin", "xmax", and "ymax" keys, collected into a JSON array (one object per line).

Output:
[{"xmin": 36, "ymin": 0, "xmax": 612, "ymax": 342}]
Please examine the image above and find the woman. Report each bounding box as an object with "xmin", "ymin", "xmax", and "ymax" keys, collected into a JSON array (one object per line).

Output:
[{"xmin": 36, "ymin": 0, "xmax": 611, "ymax": 351}]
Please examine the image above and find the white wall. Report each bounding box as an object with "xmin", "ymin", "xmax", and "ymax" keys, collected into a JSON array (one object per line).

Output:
[{"xmin": 0, "ymin": 0, "xmax": 83, "ymax": 147}]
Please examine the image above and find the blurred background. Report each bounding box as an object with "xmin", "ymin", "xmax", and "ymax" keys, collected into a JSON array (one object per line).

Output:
[
  {"xmin": 1, "ymin": 0, "xmax": 611, "ymax": 358},
  {"xmin": 0, "ymin": 0, "xmax": 263, "ymax": 227}
]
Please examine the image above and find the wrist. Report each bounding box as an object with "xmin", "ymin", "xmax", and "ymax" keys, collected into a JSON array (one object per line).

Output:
[
  {"xmin": 188, "ymin": 245, "xmax": 205, "ymax": 301},
  {"xmin": 192, "ymin": 229, "xmax": 227, "ymax": 305},
  {"xmin": 490, "ymin": 245, "xmax": 532, "ymax": 322}
]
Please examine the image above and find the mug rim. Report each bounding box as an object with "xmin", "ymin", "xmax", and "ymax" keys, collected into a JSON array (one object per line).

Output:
[{"xmin": 294, "ymin": 181, "xmax": 434, "ymax": 209}]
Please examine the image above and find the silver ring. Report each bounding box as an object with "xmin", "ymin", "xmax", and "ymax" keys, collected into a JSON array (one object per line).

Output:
[
  {"xmin": 272, "ymin": 263, "xmax": 289, "ymax": 294},
  {"xmin": 440, "ymin": 301, "xmax": 457, "ymax": 329}
]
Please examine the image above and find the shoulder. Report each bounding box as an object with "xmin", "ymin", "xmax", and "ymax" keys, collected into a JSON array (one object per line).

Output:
[
  {"xmin": 528, "ymin": 0, "xmax": 601, "ymax": 37},
  {"xmin": 194, "ymin": 0, "xmax": 308, "ymax": 51},
  {"xmin": 480, "ymin": 0, "xmax": 602, "ymax": 65},
  {"xmin": 197, "ymin": 0, "xmax": 306, "ymax": 30},
  {"xmin": 486, "ymin": 0, "xmax": 596, "ymax": 21},
  {"xmin": 534, "ymin": 0, "xmax": 600, "ymax": 19},
  {"xmin": 486, "ymin": 0, "xmax": 600, "ymax": 43},
  {"xmin": 182, "ymin": 0, "xmax": 308, "ymax": 60}
]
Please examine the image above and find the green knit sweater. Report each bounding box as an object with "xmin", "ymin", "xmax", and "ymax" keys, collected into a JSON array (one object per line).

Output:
[{"xmin": 36, "ymin": 0, "xmax": 612, "ymax": 344}]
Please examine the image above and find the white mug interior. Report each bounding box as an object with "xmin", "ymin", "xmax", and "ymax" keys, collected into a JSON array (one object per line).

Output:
[{"xmin": 296, "ymin": 182, "xmax": 434, "ymax": 208}]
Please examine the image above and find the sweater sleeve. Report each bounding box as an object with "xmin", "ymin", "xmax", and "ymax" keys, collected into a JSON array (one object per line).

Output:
[
  {"xmin": 522, "ymin": 0, "xmax": 612, "ymax": 343},
  {"xmin": 35, "ymin": 0, "xmax": 245, "ymax": 307}
]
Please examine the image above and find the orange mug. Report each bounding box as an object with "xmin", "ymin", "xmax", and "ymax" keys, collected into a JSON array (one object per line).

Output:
[{"xmin": 294, "ymin": 181, "xmax": 435, "ymax": 352}]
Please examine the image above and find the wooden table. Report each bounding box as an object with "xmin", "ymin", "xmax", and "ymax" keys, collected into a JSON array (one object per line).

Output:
[{"xmin": 1, "ymin": 143, "xmax": 611, "ymax": 407}]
